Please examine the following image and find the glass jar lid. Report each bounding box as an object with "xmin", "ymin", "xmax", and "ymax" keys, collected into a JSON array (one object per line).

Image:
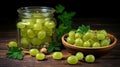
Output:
[
  {"xmin": 17, "ymin": 6, "xmax": 55, "ymax": 18},
  {"xmin": 17, "ymin": 6, "xmax": 55, "ymax": 14}
]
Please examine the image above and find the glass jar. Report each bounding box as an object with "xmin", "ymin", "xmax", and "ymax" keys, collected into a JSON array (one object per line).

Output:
[{"xmin": 17, "ymin": 6, "xmax": 56, "ymax": 50}]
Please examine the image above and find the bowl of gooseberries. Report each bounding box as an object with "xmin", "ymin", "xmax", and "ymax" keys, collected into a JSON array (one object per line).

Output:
[{"xmin": 61, "ymin": 25, "xmax": 117, "ymax": 57}]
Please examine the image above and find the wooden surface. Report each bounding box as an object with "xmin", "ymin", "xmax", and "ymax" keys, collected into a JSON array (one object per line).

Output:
[{"xmin": 0, "ymin": 23, "xmax": 120, "ymax": 67}]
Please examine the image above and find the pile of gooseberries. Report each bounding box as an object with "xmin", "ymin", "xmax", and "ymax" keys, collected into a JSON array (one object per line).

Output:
[
  {"xmin": 66, "ymin": 30, "xmax": 111, "ymax": 48},
  {"xmin": 29, "ymin": 48, "xmax": 45, "ymax": 60},
  {"xmin": 51, "ymin": 51, "xmax": 95, "ymax": 64},
  {"xmin": 17, "ymin": 13, "xmax": 56, "ymax": 49},
  {"xmin": 7, "ymin": 41, "xmax": 95, "ymax": 64}
]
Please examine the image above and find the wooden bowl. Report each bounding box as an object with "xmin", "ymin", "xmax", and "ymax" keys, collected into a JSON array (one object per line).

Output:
[{"xmin": 61, "ymin": 33, "xmax": 117, "ymax": 57}]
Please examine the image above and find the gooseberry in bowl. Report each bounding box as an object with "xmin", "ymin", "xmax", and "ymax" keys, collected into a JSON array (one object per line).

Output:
[{"xmin": 61, "ymin": 26, "xmax": 117, "ymax": 57}]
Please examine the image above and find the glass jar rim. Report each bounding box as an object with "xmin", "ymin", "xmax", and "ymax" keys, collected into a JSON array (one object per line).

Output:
[{"xmin": 17, "ymin": 6, "xmax": 55, "ymax": 14}]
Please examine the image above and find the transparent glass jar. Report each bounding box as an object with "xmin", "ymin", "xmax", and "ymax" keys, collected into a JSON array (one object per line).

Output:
[{"xmin": 17, "ymin": 6, "xmax": 56, "ymax": 50}]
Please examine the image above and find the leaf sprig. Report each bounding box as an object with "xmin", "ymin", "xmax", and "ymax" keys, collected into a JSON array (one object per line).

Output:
[
  {"xmin": 47, "ymin": 4, "xmax": 76, "ymax": 52},
  {"xmin": 47, "ymin": 42, "xmax": 61, "ymax": 53},
  {"xmin": 55, "ymin": 4, "xmax": 65, "ymax": 13},
  {"xmin": 55, "ymin": 4, "xmax": 76, "ymax": 41},
  {"xmin": 77, "ymin": 25, "xmax": 90, "ymax": 34},
  {"xmin": 6, "ymin": 47, "xmax": 23, "ymax": 60}
]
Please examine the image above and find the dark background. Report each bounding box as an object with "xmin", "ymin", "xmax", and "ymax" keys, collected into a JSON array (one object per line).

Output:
[{"xmin": 0, "ymin": 0, "xmax": 120, "ymax": 31}]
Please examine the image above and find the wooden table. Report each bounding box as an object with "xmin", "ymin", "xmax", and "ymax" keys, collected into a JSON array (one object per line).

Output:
[{"xmin": 0, "ymin": 22, "xmax": 120, "ymax": 67}]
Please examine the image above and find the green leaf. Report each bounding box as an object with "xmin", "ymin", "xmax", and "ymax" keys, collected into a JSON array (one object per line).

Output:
[
  {"xmin": 55, "ymin": 4, "xmax": 65, "ymax": 13},
  {"xmin": 12, "ymin": 52, "xmax": 18, "ymax": 59},
  {"xmin": 77, "ymin": 25, "xmax": 90, "ymax": 34},
  {"xmin": 17, "ymin": 52, "xmax": 23, "ymax": 60},
  {"xmin": 6, "ymin": 53, "xmax": 13, "ymax": 58},
  {"xmin": 6, "ymin": 47, "xmax": 23, "ymax": 60},
  {"xmin": 47, "ymin": 42, "xmax": 61, "ymax": 53},
  {"xmin": 61, "ymin": 11, "xmax": 76, "ymax": 20},
  {"xmin": 54, "ymin": 47, "xmax": 61, "ymax": 51},
  {"xmin": 49, "ymin": 4, "xmax": 76, "ymax": 52},
  {"xmin": 47, "ymin": 44, "xmax": 54, "ymax": 53},
  {"xmin": 48, "ymin": 47, "xmax": 54, "ymax": 53}
]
